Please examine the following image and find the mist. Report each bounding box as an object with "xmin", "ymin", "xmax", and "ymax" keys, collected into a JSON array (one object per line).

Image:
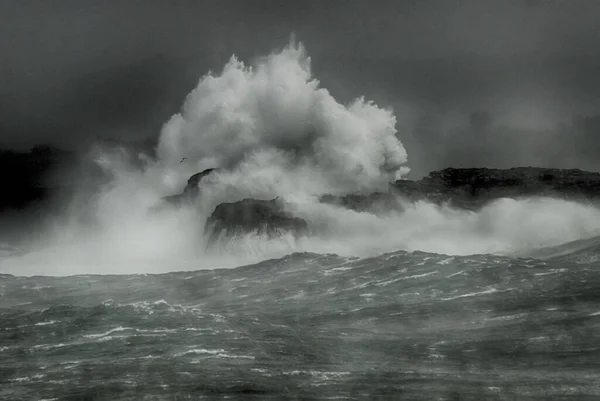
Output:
[
  {"xmin": 3, "ymin": 5, "xmax": 600, "ymax": 400},
  {"xmin": 1, "ymin": 1, "xmax": 599, "ymax": 177},
  {"xmin": 3, "ymin": 40, "xmax": 600, "ymax": 276}
]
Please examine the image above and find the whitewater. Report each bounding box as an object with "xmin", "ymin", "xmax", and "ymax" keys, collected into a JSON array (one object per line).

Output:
[{"xmin": 1, "ymin": 40, "xmax": 600, "ymax": 400}]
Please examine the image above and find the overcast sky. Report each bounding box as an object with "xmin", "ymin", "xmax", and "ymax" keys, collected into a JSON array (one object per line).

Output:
[{"xmin": 1, "ymin": 0, "xmax": 599, "ymax": 161}]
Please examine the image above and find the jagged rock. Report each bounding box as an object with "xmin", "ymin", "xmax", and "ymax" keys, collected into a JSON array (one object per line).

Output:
[
  {"xmin": 204, "ymin": 198, "xmax": 308, "ymax": 244},
  {"xmin": 393, "ymin": 167, "xmax": 600, "ymax": 209},
  {"xmin": 184, "ymin": 168, "xmax": 218, "ymax": 196},
  {"xmin": 154, "ymin": 167, "xmax": 600, "ymax": 245},
  {"xmin": 322, "ymin": 167, "xmax": 600, "ymax": 213},
  {"xmin": 151, "ymin": 170, "xmax": 308, "ymax": 243},
  {"xmin": 150, "ymin": 168, "xmax": 219, "ymax": 211}
]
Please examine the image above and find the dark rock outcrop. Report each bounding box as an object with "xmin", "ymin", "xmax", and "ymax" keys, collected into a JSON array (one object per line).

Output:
[
  {"xmin": 185, "ymin": 168, "xmax": 219, "ymax": 196},
  {"xmin": 323, "ymin": 167, "xmax": 600, "ymax": 213},
  {"xmin": 0, "ymin": 146, "xmax": 77, "ymax": 213},
  {"xmin": 157, "ymin": 167, "xmax": 600, "ymax": 244},
  {"xmin": 152, "ymin": 170, "xmax": 308, "ymax": 242},
  {"xmin": 152, "ymin": 168, "xmax": 219, "ymax": 211},
  {"xmin": 319, "ymin": 192, "xmax": 402, "ymax": 214},
  {"xmin": 394, "ymin": 167, "xmax": 600, "ymax": 209},
  {"xmin": 204, "ymin": 198, "xmax": 308, "ymax": 244}
]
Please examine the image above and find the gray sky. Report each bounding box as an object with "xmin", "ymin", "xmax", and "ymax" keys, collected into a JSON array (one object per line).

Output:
[{"xmin": 1, "ymin": 0, "xmax": 599, "ymax": 173}]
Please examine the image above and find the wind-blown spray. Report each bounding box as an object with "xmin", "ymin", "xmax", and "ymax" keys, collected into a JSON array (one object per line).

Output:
[
  {"xmin": 157, "ymin": 39, "xmax": 409, "ymax": 202},
  {"xmin": 3, "ymin": 39, "xmax": 600, "ymax": 276}
]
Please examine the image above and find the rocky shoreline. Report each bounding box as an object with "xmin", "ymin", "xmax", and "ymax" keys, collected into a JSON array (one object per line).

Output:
[
  {"xmin": 156, "ymin": 167, "xmax": 600, "ymax": 241},
  {"xmin": 327, "ymin": 167, "xmax": 600, "ymax": 212}
]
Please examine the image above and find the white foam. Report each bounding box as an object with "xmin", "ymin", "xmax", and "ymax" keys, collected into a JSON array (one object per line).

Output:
[
  {"xmin": 31, "ymin": 343, "xmax": 68, "ymax": 351},
  {"xmin": 83, "ymin": 326, "xmax": 132, "ymax": 339},
  {"xmin": 441, "ymin": 287, "xmax": 501, "ymax": 301},
  {"xmin": 34, "ymin": 320, "xmax": 58, "ymax": 326},
  {"xmin": 174, "ymin": 348, "xmax": 225, "ymax": 357},
  {"xmin": 2, "ymin": 39, "xmax": 600, "ymax": 276}
]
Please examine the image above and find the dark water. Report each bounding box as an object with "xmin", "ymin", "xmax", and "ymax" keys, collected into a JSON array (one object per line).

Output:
[{"xmin": 2, "ymin": 244, "xmax": 600, "ymax": 400}]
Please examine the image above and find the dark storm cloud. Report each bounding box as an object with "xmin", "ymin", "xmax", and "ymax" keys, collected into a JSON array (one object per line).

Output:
[
  {"xmin": 0, "ymin": 1, "xmax": 220, "ymax": 148},
  {"xmin": 0, "ymin": 0, "xmax": 599, "ymax": 174}
]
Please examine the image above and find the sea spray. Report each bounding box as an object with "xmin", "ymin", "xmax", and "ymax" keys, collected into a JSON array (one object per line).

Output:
[
  {"xmin": 155, "ymin": 39, "xmax": 409, "ymax": 209},
  {"xmin": 3, "ymin": 39, "xmax": 600, "ymax": 276}
]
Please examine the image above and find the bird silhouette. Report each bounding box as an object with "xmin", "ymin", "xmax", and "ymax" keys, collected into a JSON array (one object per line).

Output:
[{"xmin": 180, "ymin": 158, "xmax": 187, "ymax": 164}]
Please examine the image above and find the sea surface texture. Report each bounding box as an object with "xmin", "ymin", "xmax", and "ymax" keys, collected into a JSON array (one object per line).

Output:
[{"xmin": 2, "ymin": 239, "xmax": 600, "ymax": 400}]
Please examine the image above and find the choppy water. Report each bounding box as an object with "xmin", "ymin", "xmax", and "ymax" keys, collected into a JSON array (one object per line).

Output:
[{"xmin": 2, "ymin": 242, "xmax": 600, "ymax": 400}]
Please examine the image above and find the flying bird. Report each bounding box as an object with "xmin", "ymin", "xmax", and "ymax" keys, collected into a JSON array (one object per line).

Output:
[{"xmin": 180, "ymin": 158, "xmax": 187, "ymax": 164}]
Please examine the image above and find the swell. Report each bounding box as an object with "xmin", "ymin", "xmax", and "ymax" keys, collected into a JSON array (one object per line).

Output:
[{"xmin": 524, "ymin": 234, "xmax": 600, "ymax": 264}]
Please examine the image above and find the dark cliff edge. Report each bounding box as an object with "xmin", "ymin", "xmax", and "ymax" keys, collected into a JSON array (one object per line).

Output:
[
  {"xmin": 0, "ymin": 139, "xmax": 156, "ymax": 215},
  {"xmin": 5, "ymin": 156, "xmax": 600, "ymax": 244},
  {"xmin": 201, "ymin": 167, "xmax": 600, "ymax": 242},
  {"xmin": 401, "ymin": 167, "xmax": 600, "ymax": 208},
  {"xmin": 322, "ymin": 167, "xmax": 600, "ymax": 213},
  {"xmin": 0, "ymin": 145, "xmax": 121, "ymax": 242},
  {"xmin": 0, "ymin": 146, "xmax": 79, "ymax": 214}
]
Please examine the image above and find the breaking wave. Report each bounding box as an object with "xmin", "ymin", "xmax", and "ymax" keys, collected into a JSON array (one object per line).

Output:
[{"xmin": 2, "ymin": 38, "xmax": 600, "ymax": 276}]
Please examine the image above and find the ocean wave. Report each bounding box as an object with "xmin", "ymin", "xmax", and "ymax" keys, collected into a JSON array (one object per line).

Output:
[{"xmin": 2, "ymin": 40, "xmax": 600, "ymax": 276}]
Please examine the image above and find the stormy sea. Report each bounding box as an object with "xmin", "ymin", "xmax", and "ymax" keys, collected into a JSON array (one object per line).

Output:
[{"xmin": 2, "ymin": 41, "xmax": 600, "ymax": 400}]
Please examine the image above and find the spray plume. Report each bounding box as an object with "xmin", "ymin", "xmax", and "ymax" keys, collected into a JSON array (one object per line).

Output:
[{"xmin": 2, "ymin": 38, "xmax": 600, "ymax": 276}]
